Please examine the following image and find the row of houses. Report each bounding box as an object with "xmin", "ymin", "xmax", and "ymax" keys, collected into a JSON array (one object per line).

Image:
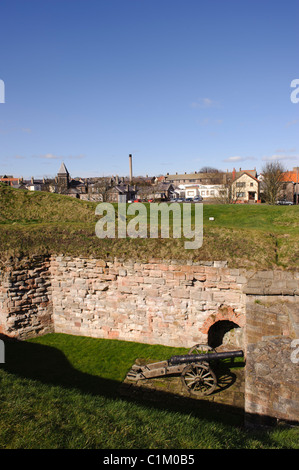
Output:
[
  {"xmin": 162, "ymin": 166, "xmax": 299, "ymax": 204},
  {"xmin": 162, "ymin": 168, "xmax": 260, "ymax": 203},
  {"xmin": 1, "ymin": 163, "xmax": 299, "ymax": 204}
]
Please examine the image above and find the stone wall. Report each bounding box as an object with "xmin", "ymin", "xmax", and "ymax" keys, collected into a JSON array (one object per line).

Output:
[
  {"xmin": 0, "ymin": 256, "xmax": 53, "ymax": 339},
  {"xmin": 244, "ymin": 272, "xmax": 299, "ymax": 426},
  {"xmin": 0, "ymin": 255, "xmax": 298, "ymax": 426},
  {"xmin": 50, "ymin": 256, "xmax": 247, "ymax": 348}
]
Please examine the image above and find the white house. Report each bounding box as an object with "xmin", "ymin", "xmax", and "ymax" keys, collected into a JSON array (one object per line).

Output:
[{"xmin": 176, "ymin": 183, "xmax": 223, "ymax": 199}]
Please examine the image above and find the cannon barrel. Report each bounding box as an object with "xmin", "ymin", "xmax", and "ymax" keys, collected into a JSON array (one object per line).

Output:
[{"xmin": 169, "ymin": 349, "xmax": 244, "ymax": 365}]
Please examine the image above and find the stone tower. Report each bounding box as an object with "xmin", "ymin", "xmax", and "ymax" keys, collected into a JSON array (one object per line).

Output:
[{"xmin": 57, "ymin": 162, "xmax": 70, "ymax": 190}]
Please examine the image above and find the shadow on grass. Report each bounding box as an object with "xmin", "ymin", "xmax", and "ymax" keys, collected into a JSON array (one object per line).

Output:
[{"xmin": 1, "ymin": 335, "xmax": 245, "ymax": 427}]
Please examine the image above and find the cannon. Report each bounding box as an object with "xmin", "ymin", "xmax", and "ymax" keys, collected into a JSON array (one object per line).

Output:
[{"xmin": 126, "ymin": 344, "xmax": 244, "ymax": 396}]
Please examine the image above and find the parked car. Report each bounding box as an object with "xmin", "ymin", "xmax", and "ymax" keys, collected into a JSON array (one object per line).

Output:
[
  {"xmin": 276, "ymin": 200, "xmax": 293, "ymax": 205},
  {"xmin": 193, "ymin": 196, "xmax": 203, "ymax": 202},
  {"xmin": 176, "ymin": 198, "xmax": 184, "ymax": 203},
  {"xmin": 185, "ymin": 198, "xmax": 193, "ymax": 203}
]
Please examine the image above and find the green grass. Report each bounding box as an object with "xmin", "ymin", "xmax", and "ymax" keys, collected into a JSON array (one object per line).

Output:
[
  {"xmin": 1, "ymin": 183, "xmax": 299, "ymax": 269},
  {"xmin": 0, "ymin": 333, "xmax": 298, "ymax": 449}
]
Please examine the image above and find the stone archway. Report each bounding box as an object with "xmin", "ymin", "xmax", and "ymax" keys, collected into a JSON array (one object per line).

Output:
[
  {"xmin": 208, "ymin": 320, "xmax": 242, "ymax": 348},
  {"xmin": 201, "ymin": 305, "xmax": 245, "ymax": 348}
]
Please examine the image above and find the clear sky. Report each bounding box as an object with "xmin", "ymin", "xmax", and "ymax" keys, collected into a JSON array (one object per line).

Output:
[{"xmin": 0, "ymin": 0, "xmax": 298, "ymax": 179}]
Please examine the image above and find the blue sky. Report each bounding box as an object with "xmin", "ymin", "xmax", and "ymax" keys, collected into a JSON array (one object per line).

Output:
[{"xmin": 0, "ymin": 0, "xmax": 298, "ymax": 179}]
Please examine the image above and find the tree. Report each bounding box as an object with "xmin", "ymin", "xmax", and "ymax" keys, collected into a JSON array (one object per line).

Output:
[
  {"xmin": 261, "ymin": 161, "xmax": 285, "ymax": 205},
  {"xmin": 90, "ymin": 177, "xmax": 112, "ymax": 202},
  {"xmin": 199, "ymin": 166, "xmax": 219, "ymax": 173},
  {"xmin": 214, "ymin": 172, "xmax": 242, "ymax": 204}
]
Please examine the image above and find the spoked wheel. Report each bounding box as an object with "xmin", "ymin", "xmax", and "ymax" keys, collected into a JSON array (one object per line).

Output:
[
  {"xmin": 181, "ymin": 363, "xmax": 217, "ymax": 396},
  {"xmin": 188, "ymin": 344, "xmax": 216, "ymax": 355}
]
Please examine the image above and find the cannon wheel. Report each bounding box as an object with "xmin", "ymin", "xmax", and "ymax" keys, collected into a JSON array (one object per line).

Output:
[
  {"xmin": 188, "ymin": 343, "xmax": 216, "ymax": 355},
  {"xmin": 181, "ymin": 363, "xmax": 217, "ymax": 396}
]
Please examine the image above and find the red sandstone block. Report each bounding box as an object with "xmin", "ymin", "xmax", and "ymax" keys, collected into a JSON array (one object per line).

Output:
[
  {"xmin": 148, "ymin": 270, "xmax": 162, "ymax": 278},
  {"xmin": 108, "ymin": 330, "xmax": 119, "ymax": 339},
  {"xmin": 118, "ymin": 277, "xmax": 133, "ymax": 286},
  {"xmin": 156, "ymin": 264, "xmax": 169, "ymax": 271},
  {"xmin": 180, "ymin": 265, "xmax": 195, "ymax": 273},
  {"xmin": 143, "ymin": 287, "xmax": 160, "ymax": 297},
  {"xmin": 172, "ymin": 289, "xmax": 190, "ymax": 299},
  {"xmin": 193, "ymin": 274, "xmax": 206, "ymax": 282},
  {"xmin": 203, "ymin": 282, "xmax": 217, "ymax": 288},
  {"xmin": 202, "ymin": 266, "xmax": 218, "ymax": 274},
  {"xmin": 146, "ymin": 263, "xmax": 159, "ymax": 270},
  {"xmin": 214, "ymin": 283, "xmax": 231, "ymax": 290},
  {"xmin": 140, "ymin": 270, "xmax": 150, "ymax": 277},
  {"xmin": 205, "ymin": 274, "xmax": 221, "ymax": 282},
  {"xmin": 173, "ymin": 272, "xmax": 186, "ymax": 280},
  {"xmin": 132, "ymin": 276, "xmax": 144, "ymax": 283},
  {"xmin": 163, "ymin": 272, "xmax": 174, "ymax": 279},
  {"xmin": 191, "ymin": 266, "xmax": 206, "ymax": 273},
  {"xmin": 165, "ymin": 280, "xmax": 178, "ymax": 287},
  {"xmin": 168, "ymin": 265, "xmax": 179, "ymax": 272},
  {"xmin": 99, "ymin": 274, "xmax": 117, "ymax": 281}
]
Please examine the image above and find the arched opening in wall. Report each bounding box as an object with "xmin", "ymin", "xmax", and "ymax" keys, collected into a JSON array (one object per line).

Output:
[{"xmin": 208, "ymin": 320, "xmax": 241, "ymax": 349}]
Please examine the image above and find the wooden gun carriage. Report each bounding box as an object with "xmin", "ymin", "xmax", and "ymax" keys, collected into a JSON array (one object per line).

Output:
[{"xmin": 127, "ymin": 344, "xmax": 244, "ymax": 396}]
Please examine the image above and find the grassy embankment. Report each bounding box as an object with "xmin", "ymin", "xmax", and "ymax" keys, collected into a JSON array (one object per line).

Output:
[
  {"xmin": 1, "ymin": 183, "xmax": 299, "ymax": 269},
  {"xmin": 1, "ymin": 186, "xmax": 298, "ymax": 448},
  {"xmin": 1, "ymin": 332, "xmax": 298, "ymax": 449}
]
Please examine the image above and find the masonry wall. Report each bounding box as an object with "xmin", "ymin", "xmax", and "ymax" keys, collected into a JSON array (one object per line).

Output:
[
  {"xmin": 244, "ymin": 272, "xmax": 299, "ymax": 426},
  {"xmin": 0, "ymin": 256, "xmax": 53, "ymax": 339},
  {"xmin": 50, "ymin": 257, "xmax": 247, "ymax": 348},
  {"xmin": 0, "ymin": 255, "xmax": 298, "ymax": 426}
]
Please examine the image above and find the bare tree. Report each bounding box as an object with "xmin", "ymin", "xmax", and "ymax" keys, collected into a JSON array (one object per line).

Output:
[
  {"xmin": 89, "ymin": 177, "xmax": 112, "ymax": 202},
  {"xmin": 261, "ymin": 161, "xmax": 285, "ymax": 205},
  {"xmin": 215, "ymin": 173, "xmax": 241, "ymax": 204},
  {"xmin": 199, "ymin": 166, "xmax": 220, "ymax": 173}
]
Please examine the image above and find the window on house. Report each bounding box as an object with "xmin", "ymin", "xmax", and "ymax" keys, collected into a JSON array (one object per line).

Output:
[{"xmin": 236, "ymin": 182, "xmax": 245, "ymax": 187}]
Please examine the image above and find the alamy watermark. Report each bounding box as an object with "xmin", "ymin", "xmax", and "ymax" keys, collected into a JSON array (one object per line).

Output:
[
  {"xmin": 0, "ymin": 79, "xmax": 5, "ymax": 103},
  {"xmin": 0, "ymin": 339, "xmax": 5, "ymax": 363},
  {"xmin": 290, "ymin": 79, "xmax": 299, "ymax": 103},
  {"xmin": 291, "ymin": 339, "xmax": 299, "ymax": 364},
  {"xmin": 95, "ymin": 202, "xmax": 203, "ymax": 249}
]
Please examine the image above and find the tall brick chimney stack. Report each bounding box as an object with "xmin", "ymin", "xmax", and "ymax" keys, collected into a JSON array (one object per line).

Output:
[{"xmin": 129, "ymin": 154, "xmax": 133, "ymax": 182}]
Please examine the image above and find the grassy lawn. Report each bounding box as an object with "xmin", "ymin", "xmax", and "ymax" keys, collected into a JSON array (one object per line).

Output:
[
  {"xmin": 1, "ymin": 184, "xmax": 299, "ymax": 269},
  {"xmin": 0, "ymin": 333, "xmax": 298, "ymax": 449}
]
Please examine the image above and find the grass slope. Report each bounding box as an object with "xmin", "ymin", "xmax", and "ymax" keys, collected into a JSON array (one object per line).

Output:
[{"xmin": 1, "ymin": 184, "xmax": 299, "ymax": 269}]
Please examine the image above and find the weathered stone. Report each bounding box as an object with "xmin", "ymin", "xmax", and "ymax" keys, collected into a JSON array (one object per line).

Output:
[{"xmin": 1, "ymin": 255, "xmax": 299, "ymax": 426}]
